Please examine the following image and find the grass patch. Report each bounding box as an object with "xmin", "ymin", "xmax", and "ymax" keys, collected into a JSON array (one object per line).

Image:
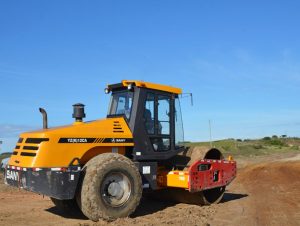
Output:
[
  {"xmin": 0, "ymin": 153, "xmax": 12, "ymax": 163},
  {"xmin": 185, "ymin": 137, "xmax": 300, "ymax": 157}
]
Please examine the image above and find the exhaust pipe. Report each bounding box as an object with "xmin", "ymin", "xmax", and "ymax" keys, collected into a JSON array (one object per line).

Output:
[{"xmin": 39, "ymin": 108, "xmax": 48, "ymax": 129}]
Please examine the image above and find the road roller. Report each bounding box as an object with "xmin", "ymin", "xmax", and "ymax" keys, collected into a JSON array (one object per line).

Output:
[{"xmin": 4, "ymin": 80, "xmax": 236, "ymax": 221}]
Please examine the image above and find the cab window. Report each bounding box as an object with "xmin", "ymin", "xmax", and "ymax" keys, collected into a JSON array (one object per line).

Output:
[{"xmin": 108, "ymin": 91, "xmax": 133, "ymax": 119}]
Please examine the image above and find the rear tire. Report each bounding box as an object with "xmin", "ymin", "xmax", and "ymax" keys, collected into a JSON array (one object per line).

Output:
[
  {"xmin": 50, "ymin": 197, "xmax": 81, "ymax": 214},
  {"xmin": 78, "ymin": 153, "xmax": 142, "ymax": 221}
]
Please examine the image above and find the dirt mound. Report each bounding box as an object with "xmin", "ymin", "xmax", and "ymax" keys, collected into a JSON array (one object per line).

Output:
[
  {"xmin": 238, "ymin": 161, "xmax": 300, "ymax": 185},
  {"xmin": 212, "ymin": 160, "xmax": 300, "ymax": 226}
]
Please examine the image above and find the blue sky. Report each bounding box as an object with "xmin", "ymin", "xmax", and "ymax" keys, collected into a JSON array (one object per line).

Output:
[{"xmin": 0, "ymin": 1, "xmax": 300, "ymax": 153}]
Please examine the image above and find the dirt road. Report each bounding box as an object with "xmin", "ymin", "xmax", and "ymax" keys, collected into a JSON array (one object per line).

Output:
[{"xmin": 0, "ymin": 153, "xmax": 299, "ymax": 226}]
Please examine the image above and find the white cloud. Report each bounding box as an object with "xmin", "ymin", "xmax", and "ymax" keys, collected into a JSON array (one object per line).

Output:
[
  {"xmin": 0, "ymin": 124, "xmax": 39, "ymax": 153},
  {"xmin": 0, "ymin": 124, "xmax": 38, "ymax": 138},
  {"xmin": 0, "ymin": 137, "xmax": 18, "ymax": 153}
]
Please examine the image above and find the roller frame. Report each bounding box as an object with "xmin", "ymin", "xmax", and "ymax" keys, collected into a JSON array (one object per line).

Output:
[{"xmin": 188, "ymin": 159, "xmax": 236, "ymax": 192}]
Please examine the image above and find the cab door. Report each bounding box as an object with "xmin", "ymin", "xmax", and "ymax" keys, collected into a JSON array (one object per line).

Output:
[
  {"xmin": 144, "ymin": 92, "xmax": 172, "ymax": 152},
  {"xmin": 129, "ymin": 87, "xmax": 184, "ymax": 160}
]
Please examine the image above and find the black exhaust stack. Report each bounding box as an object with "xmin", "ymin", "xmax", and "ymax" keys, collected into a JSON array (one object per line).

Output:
[
  {"xmin": 39, "ymin": 108, "xmax": 48, "ymax": 129},
  {"xmin": 72, "ymin": 103, "xmax": 86, "ymax": 122}
]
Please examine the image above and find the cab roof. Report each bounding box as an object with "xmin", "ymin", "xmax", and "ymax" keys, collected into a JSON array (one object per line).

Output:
[{"xmin": 108, "ymin": 80, "xmax": 182, "ymax": 94}]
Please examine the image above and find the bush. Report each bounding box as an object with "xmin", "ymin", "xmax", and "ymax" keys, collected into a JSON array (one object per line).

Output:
[
  {"xmin": 221, "ymin": 145, "xmax": 232, "ymax": 152},
  {"xmin": 262, "ymin": 137, "xmax": 271, "ymax": 141},
  {"xmin": 267, "ymin": 139, "xmax": 284, "ymax": 146},
  {"xmin": 253, "ymin": 144, "xmax": 263, "ymax": 149}
]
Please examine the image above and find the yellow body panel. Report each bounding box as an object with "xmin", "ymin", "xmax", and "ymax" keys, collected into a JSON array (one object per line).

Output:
[
  {"xmin": 157, "ymin": 170, "xmax": 189, "ymax": 189},
  {"xmin": 9, "ymin": 117, "xmax": 133, "ymax": 168},
  {"xmin": 118, "ymin": 80, "xmax": 182, "ymax": 94}
]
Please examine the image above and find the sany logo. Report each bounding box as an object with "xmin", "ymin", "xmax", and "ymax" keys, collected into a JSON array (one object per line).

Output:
[
  {"xmin": 111, "ymin": 138, "xmax": 126, "ymax": 143},
  {"xmin": 6, "ymin": 170, "xmax": 19, "ymax": 181}
]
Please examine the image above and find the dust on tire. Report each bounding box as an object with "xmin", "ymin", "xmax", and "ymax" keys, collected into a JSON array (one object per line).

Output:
[{"xmin": 78, "ymin": 153, "xmax": 142, "ymax": 221}]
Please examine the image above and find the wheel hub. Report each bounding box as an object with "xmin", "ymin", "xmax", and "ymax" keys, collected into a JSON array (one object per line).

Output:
[
  {"xmin": 107, "ymin": 182, "xmax": 124, "ymax": 199},
  {"xmin": 101, "ymin": 172, "xmax": 132, "ymax": 207}
]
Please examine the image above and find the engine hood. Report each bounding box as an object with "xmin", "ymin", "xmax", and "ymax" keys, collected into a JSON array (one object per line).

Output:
[
  {"xmin": 8, "ymin": 117, "xmax": 133, "ymax": 168},
  {"xmin": 22, "ymin": 117, "xmax": 131, "ymax": 137}
]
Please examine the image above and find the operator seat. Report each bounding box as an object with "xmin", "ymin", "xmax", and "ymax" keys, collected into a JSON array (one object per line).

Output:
[{"xmin": 144, "ymin": 109, "xmax": 154, "ymax": 134}]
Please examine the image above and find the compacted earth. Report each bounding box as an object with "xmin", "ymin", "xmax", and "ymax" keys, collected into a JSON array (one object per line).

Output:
[{"xmin": 0, "ymin": 152, "xmax": 299, "ymax": 226}]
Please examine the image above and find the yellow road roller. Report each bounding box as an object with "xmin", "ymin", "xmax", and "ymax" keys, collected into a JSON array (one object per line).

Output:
[{"xmin": 4, "ymin": 80, "xmax": 236, "ymax": 221}]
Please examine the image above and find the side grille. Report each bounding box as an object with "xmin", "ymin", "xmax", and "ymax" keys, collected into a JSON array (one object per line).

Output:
[
  {"xmin": 14, "ymin": 137, "xmax": 48, "ymax": 157},
  {"xmin": 20, "ymin": 152, "xmax": 36, "ymax": 157},
  {"xmin": 113, "ymin": 121, "xmax": 124, "ymax": 133},
  {"xmin": 25, "ymin": 138, "xmax": 49, "ymax": 144},
  {"xmin": 23, "ymin": 146, "xmax": 39, "ymax": 150}
]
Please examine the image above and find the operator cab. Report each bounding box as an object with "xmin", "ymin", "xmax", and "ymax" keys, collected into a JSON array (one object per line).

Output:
[{"xmin": 106, "ymin": 80, "xmax": 185, "ymax": 160}]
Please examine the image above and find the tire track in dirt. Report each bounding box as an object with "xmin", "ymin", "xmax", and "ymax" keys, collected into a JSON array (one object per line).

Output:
[
  {"xmin": 0, "ymin": 173, "xmax": 214, "ymax": 226},
  {"xmin": 1, "ymin": 155, "xmax": 299, "ymax": 226}
]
